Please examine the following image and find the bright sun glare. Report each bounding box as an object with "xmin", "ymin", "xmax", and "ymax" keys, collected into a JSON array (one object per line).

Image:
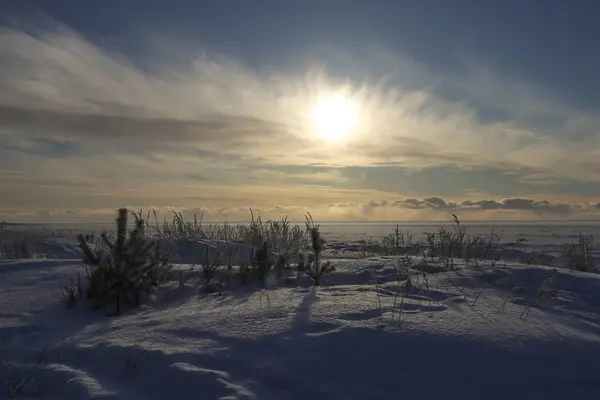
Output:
[{"xmin": 311, "ymin": 94, "xmax": 359, "ymax": 142}]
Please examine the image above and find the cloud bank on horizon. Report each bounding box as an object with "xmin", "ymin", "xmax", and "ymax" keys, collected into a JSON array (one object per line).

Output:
[{"xmin": 1, "ymin": 1, "xmax": 599, "ymax": 223}]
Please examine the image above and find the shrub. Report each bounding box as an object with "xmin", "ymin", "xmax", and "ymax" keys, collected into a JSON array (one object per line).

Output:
[
  {"xmin": 238, "ymin": 262, "xmax": 254, "ymax": 286},
  {"xmin": 297, "ymin": 214, "xmax": 334, "ymax": 286},
  {"xmin": 273, "ymin": 253, "xmax": 290, "ymax": 278},
  {"xmin": 77, "ymin": 208, "xmax": 172, "ymax": 316},
  {"xmin": 200, "ymin": 247, "xmax": 221, "ymax": 284}
]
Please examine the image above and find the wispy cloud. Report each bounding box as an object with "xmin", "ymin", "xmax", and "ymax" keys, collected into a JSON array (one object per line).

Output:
[{"xmin": 1, "ymin": 23, "xmax": 598, "ymax": 221}]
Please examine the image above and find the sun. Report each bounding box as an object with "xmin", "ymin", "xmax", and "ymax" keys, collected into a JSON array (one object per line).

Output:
[{"xmin": 311, "ymin": 94, "xmax": 359, "ymax": 142}]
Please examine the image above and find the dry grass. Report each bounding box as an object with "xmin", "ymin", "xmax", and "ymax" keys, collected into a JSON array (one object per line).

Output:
[
  {"xmin": 560, "ymin": 233, "xmax": 595, "ymax": 272},
  {"xmin": 125, "ymin": 209, "xmax": 309, "ymax": 258},
  {"xmin": 358, "ymin": 215, "xmax": 502, "ymax": 269},
  {"xmin": 0, "ymin": 234, "xmax": 54, "ymax": 260}
]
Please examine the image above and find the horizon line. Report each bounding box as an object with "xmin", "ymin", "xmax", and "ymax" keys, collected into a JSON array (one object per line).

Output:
[{"xmin": 4, "ymin": 219, "xmax": 600, "ymax": 226}]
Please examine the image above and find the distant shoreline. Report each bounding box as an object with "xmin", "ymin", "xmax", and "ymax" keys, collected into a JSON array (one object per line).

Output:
[{"xmin": 3, "ymin": 220, "xmax": 600, "ymax": 226}]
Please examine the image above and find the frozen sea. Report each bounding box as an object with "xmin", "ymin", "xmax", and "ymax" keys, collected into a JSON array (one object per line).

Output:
[{"xmin": 5, "ymin": 220, "xmax": 598, "ymax": 245}]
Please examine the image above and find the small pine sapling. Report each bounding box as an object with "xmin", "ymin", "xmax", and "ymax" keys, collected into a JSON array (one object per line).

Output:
[
  {"xmin": 77, "ymin": 208, "xmax": 172, "ymax": 316},
  {"xmin": 297, "ymin": 214, "xmax": 334, "ymax": 286},
  {"xmin": 252, "ymin": 241, "xmax": 274, "ymax": 287}
]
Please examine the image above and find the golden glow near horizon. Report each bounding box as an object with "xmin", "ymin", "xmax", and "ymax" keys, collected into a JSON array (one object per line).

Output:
[{"xmin": 311, "ymin": 93, "xmax": 359, "ymax": 142}]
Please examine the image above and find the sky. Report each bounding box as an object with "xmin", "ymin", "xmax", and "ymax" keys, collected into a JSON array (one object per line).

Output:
[{"xmin": 1, "ymin": 0, "xmax": 600, "ymax": 223}]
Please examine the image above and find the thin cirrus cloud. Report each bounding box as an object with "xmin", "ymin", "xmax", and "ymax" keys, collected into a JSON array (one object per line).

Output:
[{"xmin": 0, "ymin": 24, "xmax": 599, "ymax": 222}]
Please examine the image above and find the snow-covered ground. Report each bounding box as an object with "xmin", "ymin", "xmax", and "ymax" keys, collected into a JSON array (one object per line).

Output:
[{"xmin": 1, "ymin": 229, "xmax": 600, "ymax": 399}]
